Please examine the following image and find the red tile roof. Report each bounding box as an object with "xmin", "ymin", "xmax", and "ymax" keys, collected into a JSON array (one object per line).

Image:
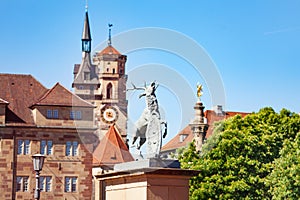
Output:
[
  {"xmin": 32, "ymin": 83, "xmax": 95, "ymax": 108},
  {"xmin": 205, "ymin": 110, "xmax": 250, "ymax": 138},
  {"xmin": 96, "ymin": 45, "xmax": 121, "ymax": 55},
  {"xmin": 161, "ymin": 109, "xmax": 250, "ymax": 152},
  {"xmin": 161, "ymin": 126, "xmax": 193, "ymax": 152},
  {"xmin": 93, "ymin": 125, "xmax": 134, "ymax": 167},
  {"xmin": 0, "ymin": 74, "xmax": 48, "ymax": 124}
]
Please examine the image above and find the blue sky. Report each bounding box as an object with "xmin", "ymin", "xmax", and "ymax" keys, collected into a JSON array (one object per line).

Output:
[{"xmin": 1, "ymin": 0, "xmax": 300, "ymax": 142}]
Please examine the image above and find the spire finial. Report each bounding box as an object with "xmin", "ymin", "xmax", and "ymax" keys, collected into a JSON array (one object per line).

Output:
[
  {"xmin": 85, "ymin": 0, "xmax": 88, "ymax": 11},
  {"xmin": 197, "ymin": 83, "xmax": 203, "ymax": 101},
  {"xmin": 108, "ymin": 23, "xmax": 113, "ymax": 46}
]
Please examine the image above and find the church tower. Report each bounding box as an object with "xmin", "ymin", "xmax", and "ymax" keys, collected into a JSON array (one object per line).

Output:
[
  {"xmin": 72, "ymin": 10, "xmax": 100, "ymax": 100},
  {"xmin": 72, "ymin": 9, "xmax": 128, "ymax": 141}
]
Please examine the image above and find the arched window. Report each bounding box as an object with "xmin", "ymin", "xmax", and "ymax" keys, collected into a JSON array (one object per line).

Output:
[{"xmin": 106, "ymin": 83, "xmax": 113, "ymax": 99}]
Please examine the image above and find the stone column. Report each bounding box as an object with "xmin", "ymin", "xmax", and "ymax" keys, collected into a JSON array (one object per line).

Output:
[{"xmin": 189, "ymin": 101, "xmax": 208, "ymax": 152}]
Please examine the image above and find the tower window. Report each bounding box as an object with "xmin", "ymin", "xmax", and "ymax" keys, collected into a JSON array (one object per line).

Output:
[
  {"xmin": 106, "ymin": 83, "xmax": 113, "ymax": 99},
  {"xmin": 82, "ymin": 40, "xmax": 91, "ymax": 52},
  {"xmin": 112, "ymin": 68, "xmax": 115, "ymax": 74},
  {"xmin": 84, "ymin": 72, "xmax": 90, "ymax": 80}
]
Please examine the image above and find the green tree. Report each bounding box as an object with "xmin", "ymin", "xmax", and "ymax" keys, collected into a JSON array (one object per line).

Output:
[
  {"xmin": 266, "ymin": 132, "xmax": 300, "ymax": 199},
  {"xmin": 178, "ymin": 107, "xmax": 300, "ymax": 199}
]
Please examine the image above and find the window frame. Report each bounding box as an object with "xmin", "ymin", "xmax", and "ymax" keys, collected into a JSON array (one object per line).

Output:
[
  {"xmin": 16, "ymin": 176, "xmax": 29, "ymax": 192},
  {"xmin": 46, "ymin": 109, "xmax": 52, "ymax": 118},
  {"xmin": 53, "ymin": 110, "xmax": 59, "ymax": 119},
  {"xmin": 40, "ymin": 140, "xmax": 53, "ymax": 155},
  {"xmin": 17, "ymin": 140, "xmax": 30, "ymax": 155},
  {"xmin": 65, "ymin": 141, "xmax": 78, "ymax": 156},
  {"xmin": 47, "ymin": 109, "xmax": 59, "ymax": 119},
  {"xmin": 70, "ymin": 111, "xmax": 75, "ymax": 120},
  {"xmin": 75, "ymin": 111, "xmax": 82, "ymax": 120},
  {"xmin": 65, "ymin": 177, "xmax": 77, "ymax": 192},
  {"xmin": 40, "ymin": 176, "xmax": 52, "ymax": 192}
]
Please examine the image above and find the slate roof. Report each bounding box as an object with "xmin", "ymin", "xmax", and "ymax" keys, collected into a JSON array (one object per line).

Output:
[
  {"xmin": 72, "ymin": 53, "xmax": 99, "ymax": 85},
  {"xmin": 0, "ymin": 74, "xmax": 48, "ymax": 124},
  {"xmin": 161, "ymin": 109, "xmax": 250, "ymax": 152},
  {"xmin": 82, "ymin": 11, "xmax": 91, "ymax": 40},
  {"xmin": 73, "ymin": 64, "xmax": 81, "ymax": 75},
  {"xmin": 93, "ymin": 125, "xmax": 134, "ymax": 168},
  {"xmin": 32, "ymin": 82, "xmax": 95, "ymax": 108}
]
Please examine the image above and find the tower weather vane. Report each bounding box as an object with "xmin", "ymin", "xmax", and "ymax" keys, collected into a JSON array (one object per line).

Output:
[{"xmin": 108, "ymin": 23, "xmax": 113, "ymax": 46}]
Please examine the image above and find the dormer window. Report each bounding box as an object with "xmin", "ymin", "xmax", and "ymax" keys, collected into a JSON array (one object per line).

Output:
[
  {"xmin": 76, "ymin": 111, "xmax": 82, "ymax": 120},
  {"xmin": 53, "ymin": 110, "xmax": 58, "ymax": 118},
  {"xmin": 70, "ymin": 111, "xmax": 82, "ymax": 120},
  {"xmin": 47, "ymin": 110, "xmax": 52, "ymax": 118},
  {"xmin": 179, "ymin": 134, "xmax": 188, "ymax": 143},
  {"xmin": 70, "ymin": 111, "xmax": 75, "ymax": 120},
  {"xmin": 47, "ymin": 109, "xmax": 59, "ymax": 119}
]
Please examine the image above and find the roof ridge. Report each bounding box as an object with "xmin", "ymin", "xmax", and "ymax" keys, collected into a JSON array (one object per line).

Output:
[
  {"xmin": 32, "ymin": 82, "xmax": 94, "ymax": 108},
  {"xmin": 93, "ymin": 124, "xmax": 133, "ymax": 166},
  {"xmin": 0, "ymin": 98, "xmax": 9, "ymax": 104},
  {"xmin": 35, "ymin": 82, "xmax": 59, "ymax": 103},
  {"xmin": 98, "ymin": 45, "xmax": 121, "ymax": 55}
]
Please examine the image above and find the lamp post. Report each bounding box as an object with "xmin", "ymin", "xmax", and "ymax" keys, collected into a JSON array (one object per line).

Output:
[{"xmin": 32, "ymin": 154, "xmax": 45, "ymax": 200}]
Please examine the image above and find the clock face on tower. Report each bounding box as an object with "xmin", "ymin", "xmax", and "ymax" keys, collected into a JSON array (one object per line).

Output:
[{"xmin": 100, "ymin": 106, "xmax": 119, "ymax": 124}]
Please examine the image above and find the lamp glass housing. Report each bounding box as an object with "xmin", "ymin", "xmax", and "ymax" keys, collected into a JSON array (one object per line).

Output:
[{"xmin": 32, "ymin": 154, "xmax": 45, "ymax": 171}]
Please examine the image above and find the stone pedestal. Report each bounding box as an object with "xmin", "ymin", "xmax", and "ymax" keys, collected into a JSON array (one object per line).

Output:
[
  {"xmin": 94, "ymin": 167, "xmax": 199, "ymax": 200},
  {"xmin": 114, "ymin": 158, "xmax": 180, "ymax": 171}
]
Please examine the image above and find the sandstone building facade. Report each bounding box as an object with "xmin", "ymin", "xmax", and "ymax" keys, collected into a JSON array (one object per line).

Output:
[{"xmin": 0, "ymin": 74, "xmax": 97, "ymax": 199}]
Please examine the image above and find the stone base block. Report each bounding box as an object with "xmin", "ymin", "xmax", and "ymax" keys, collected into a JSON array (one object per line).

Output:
[
  {"xmin": 95, "ymin": 167, "xmax": 199, "ymax": 200},
  {"xmin": 114, "ymin": 158, "xmax": 180, "ymax": 171}
]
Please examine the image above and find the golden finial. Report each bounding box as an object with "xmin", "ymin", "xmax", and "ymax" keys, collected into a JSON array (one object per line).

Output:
[{"xmin": 197, "ymin": 83, "xmax": 203, "ymax": 100}]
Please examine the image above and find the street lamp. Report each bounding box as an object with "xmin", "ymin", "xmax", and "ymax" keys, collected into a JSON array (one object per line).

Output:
[{"xmin": 32, "ymin": 154, "xmax": 45, "ymax": 200}]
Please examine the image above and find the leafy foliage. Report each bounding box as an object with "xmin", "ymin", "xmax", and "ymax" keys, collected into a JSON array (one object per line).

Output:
[
  {"xmin": 266, "ymin": 132, "xmax": 300, "ymax": 199},
  {"xmin": 178, "ymin": 107, "xmax": 300, "ymax": 199}
]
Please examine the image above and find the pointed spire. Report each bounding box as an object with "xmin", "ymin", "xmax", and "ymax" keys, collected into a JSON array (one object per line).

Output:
[
  {"xmin": 108, "ymin": 23, "xmax": 113, "ymax": 46},
  {"xmin": 82, "ymin": 11, "xmax": 91, "ymax": 41},
  {"xmin": 82, "ymin": 10, "xmax": 92, "ymax": 53}
]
